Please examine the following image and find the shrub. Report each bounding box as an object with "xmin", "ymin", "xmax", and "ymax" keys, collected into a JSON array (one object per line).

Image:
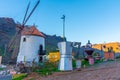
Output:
[
  {"xmin": 94, "ymin": 60, "xmax": 101, "ymax": 64},
  {"xmin": 92, "ymin": 52, "xmax": 100, "ymax": 57},
  {"xmin": 81, "ymin": 59, "xmax": 89, "ymax": 67},
  {"xmin": 12, "ymin": 74, "xmax": 27, "ymax": 80},
  {"xmin": 34, "ymin": 61, "xmax": 59, "ymax": 76},
  {"xmin": 72, "ymin": 60, "xmax": 76, "ymax": 68},
  {"xmin": 0, "ymin": 68, "xmax": 4, "ymax": 71}
]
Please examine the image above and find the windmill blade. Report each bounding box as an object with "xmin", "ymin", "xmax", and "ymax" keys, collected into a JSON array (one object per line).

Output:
[
  {"xmin": 11, "ymin": 33, "xmax": 21, "ymax": 59},
  {"xmin": 22, "ymin": 1, "xmax": 31, "ymax": 25},
  {"xmin": 7, "ymin": 24, "xmax": 28, "ymax": 53},
  {"xmin": 7, "ymin": 32, "xmax": 18, "ymax": 51},
  {"xmin": 23, "ymin": 0, "xmax": 40, "ymax": 25},
  {"xmin": 11, "ymin": 27, "xmax": 31, "ymax": 59},
  {"xmin": 7, "ymin": 24, "xmax": 22, "ymax": 50},
  {"xmin": 7, "ymin": 30, "xmax": 21, "ymax": 52}
]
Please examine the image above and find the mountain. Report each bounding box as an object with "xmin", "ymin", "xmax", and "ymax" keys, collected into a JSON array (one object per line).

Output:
[
  {"xmin": 0, "ymin": 17, "xmax": 16, "ymax": 55},
  {"xmin": 0, "ymin": 17, "xmax": 64, "ymax": 57},
  {"xmin": 44, "ymin": 34, "xmax": 64, "ymax": 54}
]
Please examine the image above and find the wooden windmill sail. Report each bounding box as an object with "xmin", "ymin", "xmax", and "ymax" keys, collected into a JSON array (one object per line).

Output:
[{"xmin": 6, "ymin": 0, "xmax": 40, "ymax": 60}]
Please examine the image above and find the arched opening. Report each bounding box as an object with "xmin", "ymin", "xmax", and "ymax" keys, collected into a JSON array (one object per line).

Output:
[
  {"xmin": 39, "ymin": 45, "xmax": 43, "ymax": 55},
  {"xmin": 38, "ymin": 45, "xmax": 43, "ymax": 62},
  {"xmin": 23, "ymin": 37, "xmax": 26, "ymax": 42}
]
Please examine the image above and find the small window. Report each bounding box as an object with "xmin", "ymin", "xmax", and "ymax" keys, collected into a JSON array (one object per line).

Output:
[{"xmin": 23, "ymin": 38, "xmax": 26, "ymax": 42}]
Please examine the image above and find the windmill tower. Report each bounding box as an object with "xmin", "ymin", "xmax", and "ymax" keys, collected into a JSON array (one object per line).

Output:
[
  {"xmin": 3, "ymin": 0, "xmax": 45, "ymax": 64},
  {"xmin": 17, "ymin": 26, "xmax": 45, "ymax": 64}
]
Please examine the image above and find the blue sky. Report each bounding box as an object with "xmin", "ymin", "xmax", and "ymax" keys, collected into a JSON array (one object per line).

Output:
[{"xmin": 0, "ymin": 0, "xmax": 120, "ymax": 45}]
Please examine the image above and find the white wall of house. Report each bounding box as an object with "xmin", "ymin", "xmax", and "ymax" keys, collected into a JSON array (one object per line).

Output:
[{"xmin": 17, "ymin": 35, "xmax": 45, "ymax": 63}]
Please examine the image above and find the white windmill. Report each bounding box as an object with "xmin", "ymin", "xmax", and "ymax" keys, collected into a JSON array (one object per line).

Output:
[
  {"xmin": 4, "ymin": 0, "xmax": 45, "ymax": 65},
  {"xmin": 17, "ymin": 26, "xmax": 45, "ymax": 65}
]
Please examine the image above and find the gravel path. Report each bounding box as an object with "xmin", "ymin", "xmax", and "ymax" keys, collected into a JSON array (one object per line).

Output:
[{"xmin": 24, "ymin": 61, "xmax": 120, "ymax": 80}]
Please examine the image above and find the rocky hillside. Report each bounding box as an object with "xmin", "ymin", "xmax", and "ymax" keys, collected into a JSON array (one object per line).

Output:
[
  {"xmin": 0, "ymin": 17, "xmax": 64, "ymax": 56},
  {"xmin": 44, "ymin": 34, "xmax": 64, "ymax": 54},
  {"xmin": 0, "ymin": 17, "xmax": 16, "ymax": 55}
]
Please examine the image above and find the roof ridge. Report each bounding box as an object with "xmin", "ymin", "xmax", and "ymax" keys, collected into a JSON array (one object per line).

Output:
[{"xmin": 22, "ymin": 26, "xmax": 45, "ymax": 38}]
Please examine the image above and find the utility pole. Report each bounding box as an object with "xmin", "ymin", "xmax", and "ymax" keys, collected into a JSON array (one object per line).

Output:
[{"xmin": 61, "ymin": 15, "xmax": 66, "ymax": 41}]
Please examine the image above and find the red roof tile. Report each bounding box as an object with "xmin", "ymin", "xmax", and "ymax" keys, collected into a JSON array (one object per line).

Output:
[{"xmin": 22, "ymin": 26, "xmax": 45, "ymax": 38}]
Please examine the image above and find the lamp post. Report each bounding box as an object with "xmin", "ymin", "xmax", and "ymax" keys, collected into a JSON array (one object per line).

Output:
[{"xmin": 61, "ymin": 15, "xmax": 66, "ymax": 41}]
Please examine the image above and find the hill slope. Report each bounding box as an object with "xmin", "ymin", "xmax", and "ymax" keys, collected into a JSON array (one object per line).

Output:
[
  {"xmin": 0, "ymin": 17, "xmax": 16, "ymax": 55},
  {"xmin": 0, "ymin": 17, "xmax": 64, "ymax": 58}
]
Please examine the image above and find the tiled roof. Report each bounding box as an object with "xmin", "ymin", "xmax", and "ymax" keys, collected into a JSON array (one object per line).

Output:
[{"xmin": 22, "ymin": 26, "xmax": 45, "ymax": 38}]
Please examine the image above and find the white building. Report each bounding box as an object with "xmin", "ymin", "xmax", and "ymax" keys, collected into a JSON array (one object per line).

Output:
[{"xmin": 17, "ymin": 26, "xmax": 45, "ymax": 64}]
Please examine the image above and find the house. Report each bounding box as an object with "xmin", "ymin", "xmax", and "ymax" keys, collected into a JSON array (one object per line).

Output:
[
  {"xmin": 92, "ymin": 42, "xmax": 120, "ymax": 59},
  {"xmin": 92, "ymin": 42, "xmax": 120, "ymax": 53}
]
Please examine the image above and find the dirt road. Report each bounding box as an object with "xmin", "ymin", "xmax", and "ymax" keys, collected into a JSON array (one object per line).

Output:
[{"xmin": 24, "ymin": 61, "xmax": 120, "ymax": 80}]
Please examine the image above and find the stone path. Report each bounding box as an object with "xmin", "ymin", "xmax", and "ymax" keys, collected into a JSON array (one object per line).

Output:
[
  {"xmin": 0, "ymin": 74, "xmax": 12, "ymax": 80},
  {"xmin": 24, "ymin": 61, "xmax": 120, "ymax": 80}
]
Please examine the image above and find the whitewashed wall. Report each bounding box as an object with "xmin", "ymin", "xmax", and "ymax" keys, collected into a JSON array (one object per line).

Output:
[{"xmin": 17, "ymin": 35, "xmax": 45, "ymax": 63}]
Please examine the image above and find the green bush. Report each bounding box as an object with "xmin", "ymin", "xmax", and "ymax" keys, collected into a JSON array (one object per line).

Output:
[
  {"xmin": 0, "ymin": 47, "xmax": 4, "ymax": 56},
  {"xmin": 92, "ymin": 52, "xmax": 100, "ymax": 57},
  {"xmin": 94, "ymin": 60, "xmax": 102, "ymax": 64},
  {"xmin": 0, "ymin": 68, "xmax": 4, "ymax": 71},
  {"xmin": 34, "ymin": 61, "xmax": 59, "ymax": 76},
  {"xmin": 29, "ymin": 78, "xmax": 35, "ymax": 80},
  {"xmin": 12, "ymin": 74, "xmax": 27, "ymax": 80},
  {"xmin": 81, "ymin": 59, "xmax": 89, "ymax": 67},
  {"xmin": 72, "ymin": 60, "xmax": 76, "ymax": 68}
]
